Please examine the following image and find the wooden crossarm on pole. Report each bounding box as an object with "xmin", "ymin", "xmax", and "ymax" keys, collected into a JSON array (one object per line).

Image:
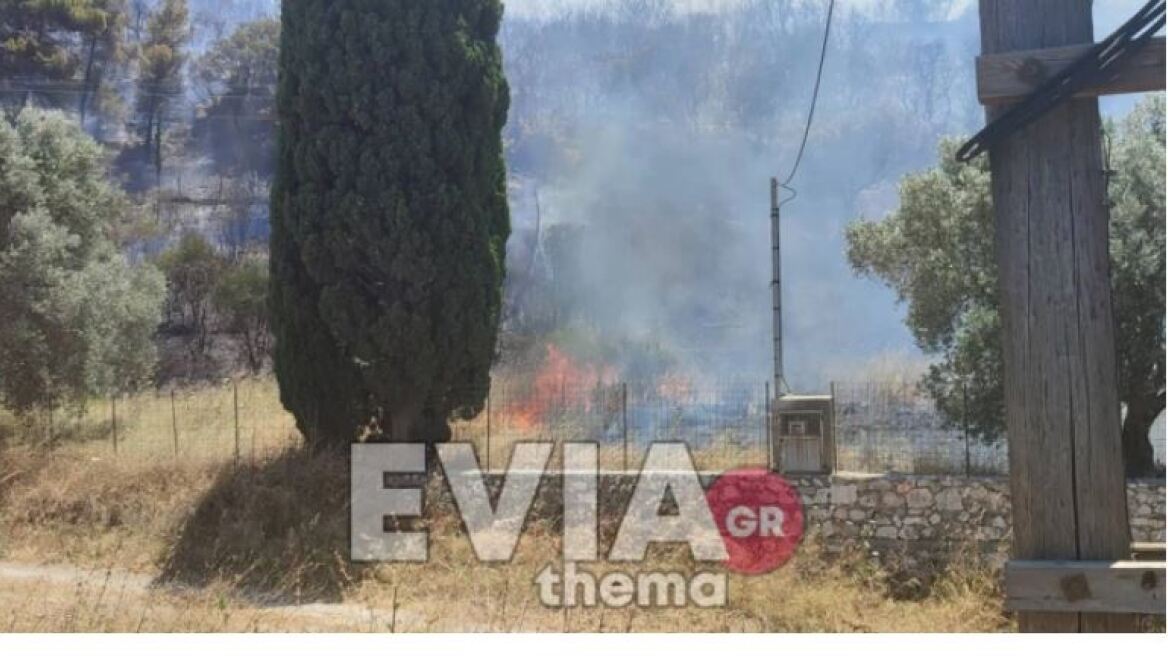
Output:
[
  {"xmin": 1006, "ymin": 561, "xmax": 1166, "ymax": 616},
  {"xmin": 977, "ymin": 36, "xmax": 1166, "ymax": 105},
  {"xmin": 1132, "ymin": 542, "xmax": 1167, "ymax": 562}
]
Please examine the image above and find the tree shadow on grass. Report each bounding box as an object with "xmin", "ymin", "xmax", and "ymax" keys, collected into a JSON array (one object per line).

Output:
[
  {"xmin": 156, "ymin": 448, "xmax": 361, "ymax": 604},
  {"xmin": 153, "ymin": 448, "xmax": 672, "ymax": 607}
]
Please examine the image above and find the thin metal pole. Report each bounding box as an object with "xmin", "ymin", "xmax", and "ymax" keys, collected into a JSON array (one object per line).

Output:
[
  {"xmin": 830, "ymin": 380, "xmax": 838, "ymax": 473},
  {"xmin": 170, "ymin": 389, "xmax": 179, "ymax": 459},
  {"xmin": 233, "ymin": 379, "xmax": 241, "ymax": 466},
  {"xmin": 622, "ymin": 382, "xmax": 629, "ymax": 472},
  {"xmin": 111, "ymin": 395, "xmax": 118, "ymax": 456},
  {"xmin": 765, "ymin": 381, "xmax": 772, "ymax": 470},
  {"xmin": 770, "ymin": 177, "xmax": 784, "ymax": 394}
]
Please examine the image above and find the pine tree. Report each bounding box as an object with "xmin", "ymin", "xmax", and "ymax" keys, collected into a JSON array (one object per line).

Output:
[
  {"xmin": 272, "ymin": 0, "xmax": 511, "ymax": 449},
  {"xmin": 193, "ymin": 17, "xmax": 279, "ymax": 180},
  {"xmin": 1, "ymin": 0, "xmax": 128, "ymax": 116},
  {"xmin": 134, "ymin": 0, "xmax": 188, "ymax": 171}
]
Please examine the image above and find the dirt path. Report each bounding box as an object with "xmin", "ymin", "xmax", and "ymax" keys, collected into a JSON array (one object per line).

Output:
[{"xmin": 0, "ymin": 560, "xmax": 424, "ymax": 632}]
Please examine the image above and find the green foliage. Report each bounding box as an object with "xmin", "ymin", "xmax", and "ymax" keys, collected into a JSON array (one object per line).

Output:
[
  {"xmin": 1109, "ymin": 95, "xmax": 1167, "ymax": 472},
  {"xmin": 1, "ymin": 0, "xmax": 128, "ymax": 120},
  {"xmin": 213, "ymin": 256, "xmax": 271, "ymax": 374},
  {"xmin": 1109, "ymin": 96, "xmax": 1167, "ymax": 401},
  {"xmin": 1, "ymin": 0, "xmax": 121, "ymax": 77},
  {"xmin": 158, "ymin": 231, "xmax": 222, "ymax": 356},
  {"xmin": 0, "ymin": 108, "xmax": 165, "ymax": 414},
  {"xmin": 192, "ymin": 17, "xmax": 278, "ymax": 179},
  {"xmin": 845, "ymin": 138, "xmax": 1002, "ymax": 441},
  {"xmin": 272, "ymin": 0, "xmax": 511, "ymax": 448},
  {"xmin": 845, "ymin": 95, "xmax": 1166, "ymax": 474}
]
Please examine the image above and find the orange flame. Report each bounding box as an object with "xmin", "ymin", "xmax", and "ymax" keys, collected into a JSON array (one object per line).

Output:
[
  {"xmin": 657, "ymin": 371, "xmax": 694, "ymax": 402},
  {"xmin": 503, "ymin": 345, "xmax": 616, "ymax": 430}
]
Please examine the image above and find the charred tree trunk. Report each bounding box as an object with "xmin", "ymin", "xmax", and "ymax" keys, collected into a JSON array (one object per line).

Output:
[{"xmin": 79, "ymin": 35, "xmax": 99, "ymax": 124}]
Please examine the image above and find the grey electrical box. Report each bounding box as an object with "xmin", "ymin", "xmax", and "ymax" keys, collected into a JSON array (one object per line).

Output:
[{"xmin": 773, "ymin": 394, "xmax": 834, "ymax": 474}]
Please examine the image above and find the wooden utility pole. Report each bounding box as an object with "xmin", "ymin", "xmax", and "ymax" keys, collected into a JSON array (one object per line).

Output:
[{"xmin": 977, "ymin": 0, "xmax": 1153, "ymax": 632}]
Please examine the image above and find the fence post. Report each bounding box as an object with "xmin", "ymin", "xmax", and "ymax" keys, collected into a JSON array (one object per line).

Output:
[
  {"xmin": 170, "ymin": 389, "xmax": 179, "ymax": 459},
  {"xmin": 233, "ymin": 379, "xmax": 241, "ymax": 466},
  {"xmin": 485, "ymin": 386, "xmax": 492, "ymax": 473},
  {"xmin": 110, "ymin": 395, "xmax": 118, "ymax": 456},
  {"xmin": 765, "ymin": 381, "xmax": 772, "ymax": 471},
  {"xmin": 829, "ymin": 380, "xmax": 838, "ymax": 473},
  {"xmin": 621, "ymin": 382, "xmax": 629, "ymax": 472},
  {"xmin": 962, "ymin": 381, "xmax": 971, "ymax": 477}
]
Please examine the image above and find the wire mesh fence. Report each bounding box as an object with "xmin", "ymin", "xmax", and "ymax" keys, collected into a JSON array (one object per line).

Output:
[
  {"xmin": 0, "ymin": 377, "xmax": 773, "ymax": 472},
  {"xmin": 449, "ymin": 379, "xmax": 772, "ymax": 472},
  {"xmin": 1, "ymin": 378, "xmax": 299, "ymax": 467},
  {"xmin": 2, "ymin": 376, "xmax": 1026, "ymax": 477},
  {"xmin": 833, "ymin": 381, "xmax": 1009, "ymax": 476}
]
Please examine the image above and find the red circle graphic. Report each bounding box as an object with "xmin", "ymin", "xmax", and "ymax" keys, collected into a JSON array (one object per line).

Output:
[{"xmin": 705, "ymin": 468, "xmax": 805, "ymax": 575}]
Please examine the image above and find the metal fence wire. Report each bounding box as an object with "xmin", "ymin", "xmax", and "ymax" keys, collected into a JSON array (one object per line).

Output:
[
  {"xmin": 448, "ymin": 379, "xmax": 771, "ymax": 472},
  {"xmin": 1, "ymin": 378, "xmax": 299, "ymax": 467},
  {"xmin": 3, "ymin": 378, "xmax": 1029, "ymax": 477},
  {"xmin": 832, "ymin": 381, "xmax": 1009, "ymax": 476}
]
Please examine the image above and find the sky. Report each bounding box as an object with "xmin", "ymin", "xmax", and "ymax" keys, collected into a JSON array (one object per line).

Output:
[
  {"xmin": 505, "ymin": 0, "xmax": 959, "ymax": 18},
  {"xmin": 508, "ymin": 0, "xmax": 1150, "ymax": 25},
  {"xmin": 504, "ymin": 0, "xmax": 1153, "ymax": 114}
]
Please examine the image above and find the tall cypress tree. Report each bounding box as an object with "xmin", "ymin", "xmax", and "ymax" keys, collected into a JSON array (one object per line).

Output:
[{"xmin": 272, "ymin": 0, "xmax": 511, "ymax": 449}]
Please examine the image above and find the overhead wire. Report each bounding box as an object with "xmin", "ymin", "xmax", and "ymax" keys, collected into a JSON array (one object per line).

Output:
[
  {"xmin": 956, "ymin": 0, "xmax": 1165, "ymax": 162},
  {"xmin": 769, "ymin": 0, "xmax": 836, "ymax": 397},
  {"xmin": 777, "ymin": 0, "xmax": 835, "ymax": 208}
]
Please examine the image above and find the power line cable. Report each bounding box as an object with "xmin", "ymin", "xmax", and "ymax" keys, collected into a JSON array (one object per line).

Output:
[
  {"xmin": 956, "ymin": 0, "xmax": 1164, "ymax": 162},
  {"xmin": 777, "ymin": 0, "xmax": 835, "ymax": 208},
  {"xmin": 768, "ymin": 0, "xmax": 836, "ymax": 397},
  {"xmin": 3, "ymin": 82, "xmax": 273, "ymax": 101},
  {"xmin": 3, "ymin": 89, "xmax": 279, "ymax": 123}
]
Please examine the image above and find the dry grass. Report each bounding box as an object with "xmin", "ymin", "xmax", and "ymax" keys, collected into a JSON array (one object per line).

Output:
[
  {"xmin": 0, "ymin": 435, "xmax": 1011, "ymax": 633},
  {"xmin": 0, "ymin": 572, "xmax": 347, "ymax": 632},
  {"xmin": 0, "ymin": 448, "xmax": 221, "ymax": 571}
]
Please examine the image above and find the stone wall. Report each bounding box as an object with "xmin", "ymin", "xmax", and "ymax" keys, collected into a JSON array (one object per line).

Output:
[
  {"xmin": 454, "ymin": 472, "xmax": 1163, "ymax": 568},
  {"xmin": 789, "ymin": 473, "xmax": 1165, "ymax": 559},
  {"xmin": 1129, "ymin": 480, "xmax": 1167, "ymax": 543}
]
